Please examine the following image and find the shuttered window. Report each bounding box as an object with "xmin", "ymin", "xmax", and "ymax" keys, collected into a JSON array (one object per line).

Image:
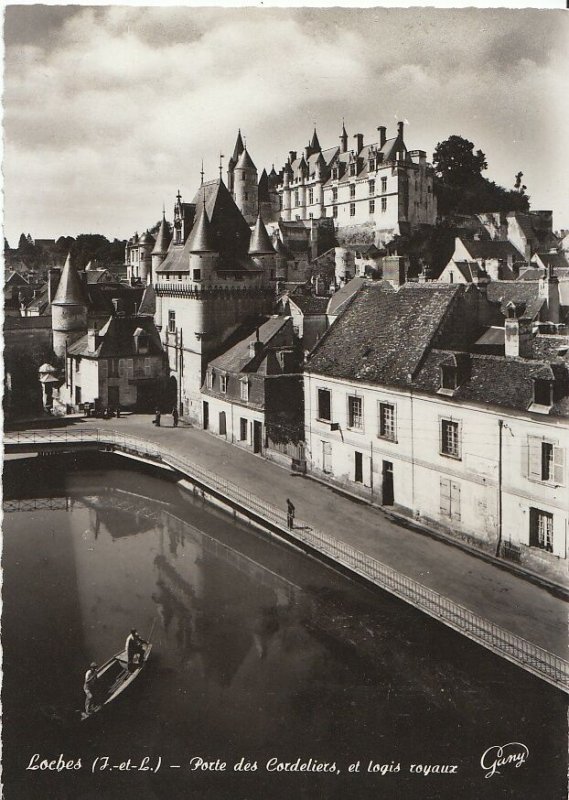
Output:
[
  {"xmin": 527, "ymin": 436, "xmax": 565, "ymax": 484},
  {"xmin": 530, "ymin": 508, "xmax": 553, "ymax": 552},
  {"xmin": 440, "ymin": 478, "xmax": 461, "ymax": 522}
]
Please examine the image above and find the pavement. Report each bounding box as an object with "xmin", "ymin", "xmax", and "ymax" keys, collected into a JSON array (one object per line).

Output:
[{"xmin": 54, "ymin": 414, "xmax": 569, "ymax": 660}]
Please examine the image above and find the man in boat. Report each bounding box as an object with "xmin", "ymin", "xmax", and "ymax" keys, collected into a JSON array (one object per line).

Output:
[
  {"xmin": 83, "ymin": 662, "xmax": 98, "ymax": 714},
  {"xmin": 126, "ymin": 629, "xmax": 148, "ymax": 671}
]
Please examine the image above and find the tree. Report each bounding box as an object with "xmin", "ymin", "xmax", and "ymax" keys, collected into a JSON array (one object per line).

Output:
[{"xmin": 433, "ymin": 135, "xmax": 487, "ymax": 186}]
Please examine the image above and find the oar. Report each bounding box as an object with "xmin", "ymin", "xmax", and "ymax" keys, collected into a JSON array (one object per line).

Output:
[{"xmin": 146, "ymin": 616, "xmax": 158, "ymax": 644}]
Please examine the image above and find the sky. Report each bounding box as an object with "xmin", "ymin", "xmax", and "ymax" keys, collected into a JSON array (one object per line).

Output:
[{"xmin": 3, "ymin": 5, "xmax": 569, "ymax": 244}]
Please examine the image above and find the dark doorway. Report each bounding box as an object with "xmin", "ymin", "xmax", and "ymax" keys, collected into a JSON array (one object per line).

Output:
[
  {"xmin": 355, "ymin": 451, "xmax": 363, "ymax": 483},
  {"xmin": 203, "ymin": 401, "xmax": 209, "ymax": 430},
  {"xmin": 167, "ymin": 376, "xmax": 178, "ymax": 412},
  {"xmin": 253, "ymin": 421, "xmax": 262, "ymax": 454},
  {"xmin": 108, "ymin": 386, "xmax": 119, "ymax": 408},
  {"xmin": 219, "ymin": 411, "xmax": 227, "ymax": 436},
  {"xmin": 382, "ymin": 460, "xmax": 394, "ymax": 505}
]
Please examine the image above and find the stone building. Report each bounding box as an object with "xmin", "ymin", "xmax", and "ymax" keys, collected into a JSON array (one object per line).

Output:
[
  {"xmin": 151, "ymin": 178, "xmax": 276, "ymax": 423},
  {"xmin": 304, "ymin": 281, "xmax": 569, "ymax": 583},
  {"xmin": 276, "ymin": 122, "xmax": 437, "ymax": 244}
]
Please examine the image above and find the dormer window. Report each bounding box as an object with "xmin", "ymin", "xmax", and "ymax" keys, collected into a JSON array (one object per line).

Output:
[
  {"xmin": 206, "ymin": 370, "xmax": 213, "ymax": 390},
  {"xmin": 533, "ymin": 379, "xmax": 552, "ymax": 407},
  {"xmin": 441, "ymin": 364, "xmax": 458, "ymax": 391},
  {"xmin": 332, "ymin": 168, "xmax": 339, "ymax": 180},
  {"xmin": 220, "ymin": 375, "xmax": 227, "ymax": 393},
  {"xmin": 240, "ymin": 378, "xmax": 249, "ymax": 402},
  {"xmin": 350, "ymin": 163, "xmax": 356, "ymax": 177}
]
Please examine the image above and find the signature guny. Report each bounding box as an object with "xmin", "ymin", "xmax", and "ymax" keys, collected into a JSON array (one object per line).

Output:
[{"xmin": 480, "ymin": 742, "xmax": 529, "ymax": 778}]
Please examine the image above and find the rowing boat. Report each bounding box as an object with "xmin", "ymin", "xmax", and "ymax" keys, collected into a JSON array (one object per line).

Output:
[{"xmin": 81, "ymin": 642, "xmax": 152, "ymax": 721}]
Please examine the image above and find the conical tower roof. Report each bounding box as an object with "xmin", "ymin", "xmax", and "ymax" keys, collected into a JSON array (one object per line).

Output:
[
  {"xmin": 52, "ymin": 253, "xmax": 86, "ymax": 306},
  {"xmin": 258, "ymin": 169, "xmax": 270, "ymax": 203},
  {"xmin": 249, "ymin": 214, "xmax": 275, "ymax": 255},
  {"xmin": 188, "ymin": 205, "xmax": 216, "ymax": 253},
  {"xmin": 152, "ymin": 213, "xmax": 172, "ymax": 256},
  {"xmin": 231, "ymin": 129, "xmax": 245, "ymax": 164},
  {"xmin": 235, "ymin": 148, "xmax": 256, "ymax": 172},
  {"xmin": 310, "ymin": 128, "xmax": 321, "ymax": 152}
]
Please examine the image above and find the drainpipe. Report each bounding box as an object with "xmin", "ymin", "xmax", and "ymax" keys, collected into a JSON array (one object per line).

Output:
[
  {"xmin": 495, "ymin": 419, "xmax": 503, "ymax": 557},
  {"xmin": 409, "ymin": 380, "xmax": 416, "ymax": 514},
  {"xmin": 370, "ymin": 440, "xmax": 374, "ymax": 498}
]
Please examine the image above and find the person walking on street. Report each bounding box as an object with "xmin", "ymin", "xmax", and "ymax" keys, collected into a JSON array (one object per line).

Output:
[
  {"xmin": 153, "ymin": 407, "xmax": 161, "ymax": 427},
  {"xmin": 286, "ymin": 498, "xmax": 295, "ymax": 530},
  {"xmin": 172, "ymin": 406, "xmax": 179, "ymax": 428}
]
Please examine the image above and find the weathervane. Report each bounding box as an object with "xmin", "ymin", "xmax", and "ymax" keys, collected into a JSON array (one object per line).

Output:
[
  {"xmin": 200, "ymin": 160, "xmax": 204, "ymax": 186},
  {"xmin": 219, "ymin": 153, "xmax": 224, "ymax": 180}
]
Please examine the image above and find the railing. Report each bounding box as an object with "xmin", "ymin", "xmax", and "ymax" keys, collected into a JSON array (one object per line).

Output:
[{"xmin": 5, "ymin": 427, "xmax": 569, "ymax": 694}]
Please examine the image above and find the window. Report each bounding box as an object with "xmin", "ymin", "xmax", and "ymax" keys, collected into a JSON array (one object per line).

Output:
[
  {"xmin": 350, "ymin": 163, "xmax": 356, "ymax": 177},
  {"xmin": 440, "ymin": 365, "xmax": 458, "ymax": 390},
  {"xmin": 308, "ymin": 188, "xmax": 314, "ymax": 204},
  {"xmin": 369, "ymin": 200, "xmax": 375, "ymax": 214},
  {"xmin": 168, "ymin": 310, "xmax": 176, "ymax": 333},
  {"xmin": 206, "ymin": 370, "xmax": 213, "ymax": 389},
  {"xmin": 368, "ymin": 180, "xmax": 375, "ymax": 195},
  {"xmin": 108, "ymin": 359, "xmax": 119, "ymax": 377},
  {"xmin": 295, "ymin": 190, "xmax": 300, "ymax": 206},
  {"xmin": 528, "ymin": 437, "xmax": 564, "ymax": 484},
  {"xmin": 193, "ymin": 268, "xmax": 201, "ymax": 281},
  {"xmin": 350, "ymin": 184, "xmax": 356, "ymax": 199},
  {"xmin": 350, "ymin": 203, "xmax": 356, "ymax": 217},
  {"xmin": 381, "ymin": 177, "xmax": 387, "ymax": 193},
  {"xmin": 533, "ymin": 379, "xmax": 552, "ymax": 406},
  {"xmin": 240, "ymin": 418, "xmax": 248, "ymax": 441},
  {"xmin": 332, "ymin": 188, "xmax": 338, "ymax": 201},
  {"xmin": 530, "ymin": 508, "xmax": 553, "ymax": 552},
  {"xmin": 144, "ymin": 357, "xmax": 151, "ymax": 377},
  {"xmin": 318, "ymin": 388, "xmax": 331, "ymax": 421},
  {"xmin": 368, "ymin": 159, "xmax": 375, "ymax": 172},
  {"xmin": 75, "ymin": 359, "xmax": 80, "ymax": 372},
  {"xmin": 240, "ymin": 379, "xmax": 249, "ymax": 402},
  {"xmin": 440, "ymin": 419, "xmax": 460, "ymax": 458},
  {"xmin": 220, "ymin": 375, "xmax": 227, "ymax": 393},
  {"xmin": 348, "ymin": 395, "xmax": 363, "ymax": 430},
  {"xmin": 378, "ymin": 402, "xmax": 396, "ymax": 441},
  {"xmin": 381, "ymin": 197, "xmax": 387, "ymax": 212},
  {"xmin": 333, "ymin": 206, "xmax": 338, "ymax": 218}
]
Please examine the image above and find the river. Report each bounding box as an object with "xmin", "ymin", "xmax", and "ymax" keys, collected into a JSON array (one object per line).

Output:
[{"xmin": 2, "ymin": 454, "xmax": 566, "ymax": 799}]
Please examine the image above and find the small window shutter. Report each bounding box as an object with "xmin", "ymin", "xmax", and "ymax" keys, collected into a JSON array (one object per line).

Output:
[
  {"xmin": 440, "ymin": 478, "xmax": 451, "ymax": 517},
  {"xmin": 553, "ymin": 447, "xmax": 565, "ymax": 485},
  {"xmin": 128, "ymin": 359, "xmax": 134, "ymax": 378},
  {"xmin": 451, "ymin": 482, "xmax": 461, "ymax": 522},
  {"xmin": 118, "ymin": 358, "xmax": 125, "ymax": 378},
  {"xmin": 528, "ymin": 437, "xmax": 542, "ymax": 479}
]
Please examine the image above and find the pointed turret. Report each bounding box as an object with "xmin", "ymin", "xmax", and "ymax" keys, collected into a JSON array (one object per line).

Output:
[
  {"xmin": 340, "ymin": 121, "xmax": 348, "ymax": 153},
  {"xmin": 51, "ymin": 253, "xmax": 88, "ymax": 357},
  {"xmin": 258, "ymin": 169, "xmax": 270, "ymax": 204},
  {"xmin": 152, "ymin": 212, "xmax": 172, "ymax": 257},
  {"xmin": 53, "ymin": 252, "xmax": 86, "ymax": 306},
  {"xmin": 310, "ymin": 128, "xmax": 321, "ymax": 153},
  {"xmin": 249, "ymin": 213, "xmax": 275, "ymax": 255},
  {"xmin": 231, "ymin": 129, "xmax": 245, "ymax": 165},
  {"xmin": 189, "ymin": 205, "xmax": 216, "ymax": 253},
  {"xmin": 235, "ymin": 148, "xmax": 257, "ymax": 172}
]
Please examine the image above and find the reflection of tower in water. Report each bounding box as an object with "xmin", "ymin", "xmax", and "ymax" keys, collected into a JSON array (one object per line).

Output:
[{"xmin": 153, "ymin": 510, "xmax": 301, "ymax": 681}]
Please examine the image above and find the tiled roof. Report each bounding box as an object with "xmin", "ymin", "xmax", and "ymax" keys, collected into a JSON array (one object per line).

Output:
[
  {"xmin": 309, "ymin": 283, "xmax": 461, "ymax": 385},
  {"xmin": 68, "ymin": 315, "xmax": 163, "ymax": 359},
  {"xmin": 4, "ymin": 315, "xmax": 52, "ymax": 330}
]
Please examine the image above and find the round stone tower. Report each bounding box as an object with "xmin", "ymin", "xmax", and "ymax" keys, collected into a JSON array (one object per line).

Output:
[
  {"xmin": 51, "ymin": 252, "xmax": 88, "ymax": 358},
  {"xmin": 233, "ymin": 148, "xmax": 258, "ymax": 225}
]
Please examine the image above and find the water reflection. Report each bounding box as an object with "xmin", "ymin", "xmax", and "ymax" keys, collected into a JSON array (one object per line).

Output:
[{"xmin": 2, "ymin": 459, "xmax": 567, "ymax": 800}]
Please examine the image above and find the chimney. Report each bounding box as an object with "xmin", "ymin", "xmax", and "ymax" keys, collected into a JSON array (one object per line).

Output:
[
  {"xmin": 354, "ymin": 133, "xmax": 364, "ymax": 154},
  {"xmin": 504, "ymin": 316, "xmax": 532, "ymax": 358},
  {"xmin": 249, "ymin": 336, "xmax": 263, "ymax": 358},
  {"xmin": 539, "ymin": 265, "xmax": 560, "ymax": 323},
  {"xmin": 289, "ymin": 151, "xmax": 297, "ymax": 163},
  {"xmin": 87, "ymin": 328, "xmax": 98, "ymax": 354},
  {"xmin": 397, "ymin": 121, "xmax": 404, "ymax": 138},
  {"xmin": 378, "ymin": 126, "xmax": 387, "ymax": 148},
  {"xmin": 304, "ymin": 145, "xmax": 311, "ymax": 160}
]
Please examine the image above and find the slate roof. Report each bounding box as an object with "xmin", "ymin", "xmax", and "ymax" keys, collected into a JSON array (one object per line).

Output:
[
  {"xmin": 532, "ymin": 252, "xmax": 569, "ymax": 271},
  {"xmin": 68, "ymin": 315, "xmax": 163, "ymax": 359},
  {"xmin": 326, "ymin": 277, "xmax": 366, "ymax": 316},
  {"xmin": 461, "ymin": 240, "xmax": 523, "ymax": 261},
  {"xmin": 486, "ymin": 281, "xmax": 545, "ymax": 320},
  {"xmin": 310, "ymin": 283, "xmax": 462, "ymax": 385},
  {"xmin": 152, "ymin": 215, "xmax": 172, "ymax": 256},
  {"xmin": 4, "ymin": 315, "xmax": 52, "ymax": 331},
  {"xmin": 288, "ymin": 294, "xmax": 329, "ymax": 315},
  {"xmin": 249, "ymin": 214, "xmax": 275, "ymax": 255},
  {"xmin": 322, "ymin": 136, "xmax": 407, "ymax": 187},
  {"xmin": 446, "ymin": 261, "xmax": 487, "ymax": 282},
  {"xmin": 235, "ymin": 148, "xmax": 256, "ymax": 172},
  {"xmin": 157, "ymin": 179, "xmax": 253, "ymax": 273},
  {"xmin": 52, "ymin": 253, "xmax": 87, "ymax": 306},
  {"xmin": 207, "ymin": 316, "xmax": 289, "ymax": 374}
]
